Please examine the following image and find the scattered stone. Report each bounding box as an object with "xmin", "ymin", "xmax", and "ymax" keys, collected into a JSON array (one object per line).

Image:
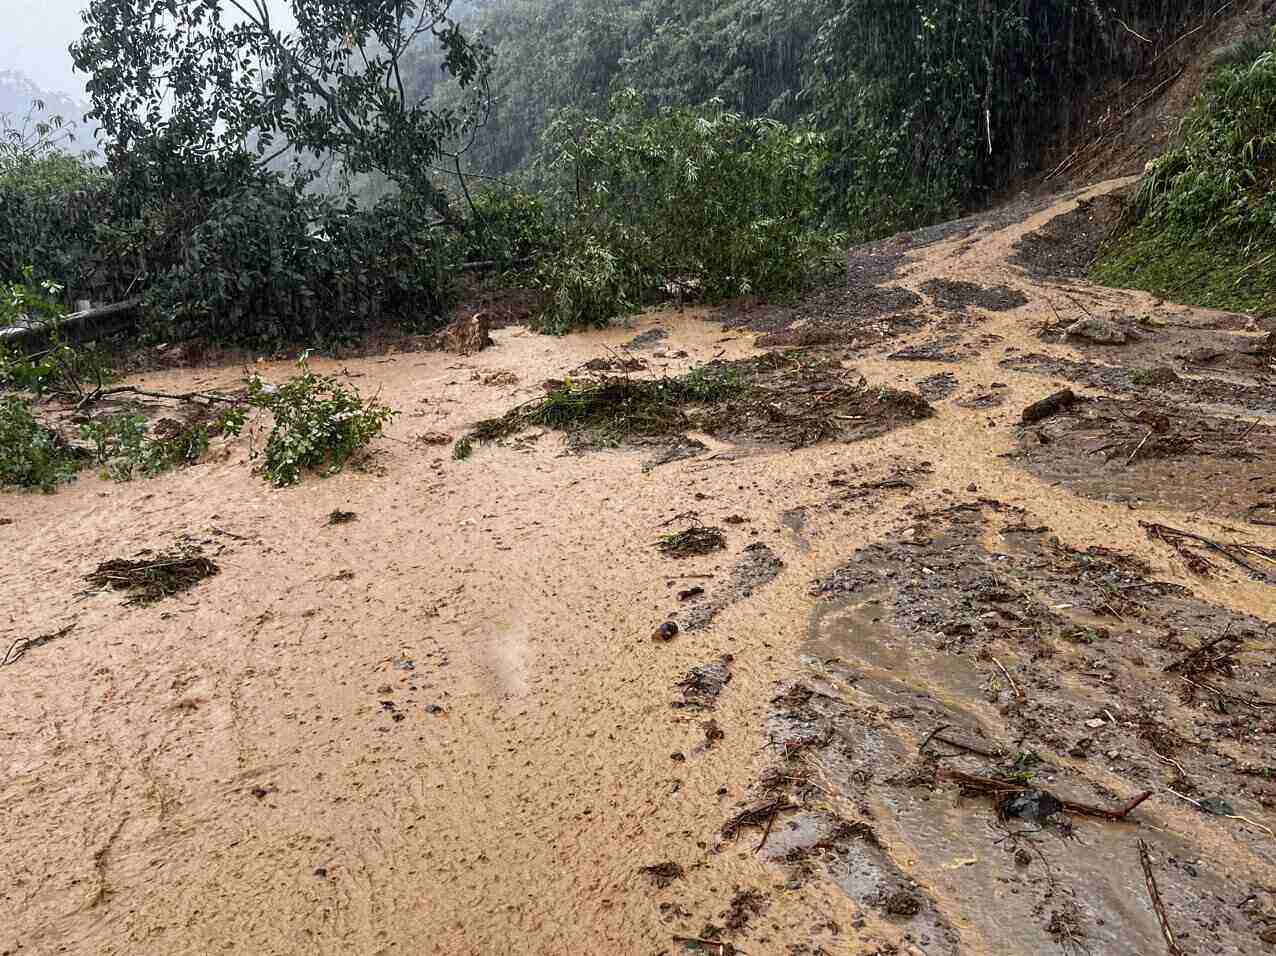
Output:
[
  {"xmin": 1197, "ymin": 796, "xmax": 1236, "ymax": 816},
  {"xmin": 999, "ymin": 790, "xmax": 1064, "ymax": 822},
  {"xmin": 703, "ymin": 719, "xmax": 725, "ymax": 746},
  {"xmin": 624, "ymin": 328, "xmax": 668, "ymax": 351},
  {"xmin": 654, "ymin": 621, "xmax": 680, "ymax": 642},
  {"xmin": 1066, "ymin": 317, "xmax": 1128, "ymax": 345},
  {"xmin": 675, "ymin": 657, "xmax": 733, "ymax": 709},
  {"xmin": 423, "ymin": 312, "xmax": 493, "ymax": 354},
  {"xmin": 884, "ymin": 889, "xmax": 922, "ymax": 918}
]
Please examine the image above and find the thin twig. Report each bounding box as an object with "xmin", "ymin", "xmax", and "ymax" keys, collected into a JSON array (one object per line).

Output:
[
  {"xmin": 2, "ymin": 624, "xmax": 75, "ymax": 667},
  {"xmin": 754, "ymin": 806, "xmax": 779, "ymax": 854},
  {"xmin": 1126, "ymin": 429, "xmax": 1155, "ymax": 466},
  {"xmin": 1138, "ymin": 839, "xmax": 1186, "ymax": 956},
  {"xmin": 1166, "ymin": 789, "xmax": 1274, "ymax": 835},
  {"xmin": 992, "ymin": 657, "xmax": 1023, "ymax": 699}
]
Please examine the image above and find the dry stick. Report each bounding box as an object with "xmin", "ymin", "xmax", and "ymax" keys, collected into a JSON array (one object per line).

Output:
[
  {"xmin": 77, "ymin": 385, "xmax": 241, "ymax": 410},
  {"xmin": 919, "ymin": 723, "xmax": 1002, "ymax": 759},
  {"xmin": 672, "ymin": 937, "xmax": 741, "ymax": 956},
  {"xmin": 1163, "ymin": 624, "xmax": 1234, "ymax": 673},
  {"xmin": 1138, "ymin": 839, "xmax": 1186, "ymax": 956},
  {"xmin": 992, "ymin": 657, "xmax": 1022, "ymax": 699},
  {"xmin": 1126, "ymin": 429, "xmax": 1155, "ymax": 466},
  {"xmin": 1165, "ymin": 788, "xmax": 1274, "ymax": 836},
  {"xmin": 1116, "ymin": 17, "xmax": 1152, "ymax": 43},
  {"xmin": 1181, "ymin": 675, "xmax": 1276, "ymax": 710},
  {"xmin": 754, "ymin": 806, "xmax": 780, "ymax": 853},
  {"xmin": 2, "ymin": 624, "xmax": 75, "ymax": 667}
]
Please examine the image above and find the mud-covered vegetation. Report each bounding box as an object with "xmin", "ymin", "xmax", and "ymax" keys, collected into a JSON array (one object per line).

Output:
[
  {"xmin": 463, "ymin": 352, "xmax": 932, "ymax": 454},
  {"xmin": 1095, "ymin": 29, "xmax": 1276, "ymax": 315}
]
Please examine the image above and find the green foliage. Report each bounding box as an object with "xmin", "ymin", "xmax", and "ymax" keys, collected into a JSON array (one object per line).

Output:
[
  {"xmin": 0, "ymin": 396, "xmax": 82, "ymax": 492},
  {"xmin": 533, "ymin": 234, "xmax": 639, "ymax": 334},
  {"xmin": 0, "ymin": 268, "xmax": 115, "ymax": 399},
  {"xmin": 431, "ymin": 0, "xmax": 1222, "ymax": 240},
  {"xmin": 139, "ymin": 173, "xmax": 458, "ymax": 345},
  {"xmin": 71, "ymin": 0, "xmax": 491, "ymax": 202},
  {"xmin": 534, "ymin": 92, "xmax": 838, "ymax": 331},
  {"xmin": 464, "ymin": 187, "xmax": 552, "ymax": 267},
  {"xmin": 1095, "ymin": 30, "xmax": 1276, "ymax": 314},
  {"xmin": 0, "ymin": 140, "xmax": 111, "ymax": 300},
  {"xmin": 79, "ymin": 410, "xmax": 237, "ymax": 482},
  {"xmin": 247, "ymin": 358, "xmax": 397, "ymax": 487}
]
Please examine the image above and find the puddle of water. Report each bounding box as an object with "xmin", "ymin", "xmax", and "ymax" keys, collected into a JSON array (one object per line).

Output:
[
  {"xmin": 806, "ymin": 588, "xmax": 988, "ymax": 704},
  {"xmin": 781, "ymin": 507, "xmax": 810, "ymax": 552}
]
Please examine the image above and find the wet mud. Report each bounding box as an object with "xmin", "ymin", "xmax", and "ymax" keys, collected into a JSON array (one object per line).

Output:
[
  {"xmin": 740, "ymin": 502, "xmax": 1276, "ymax": 954},
  {"xmin": 3, "ymin": 177, "xmax": 1274, "ymax": 956}
]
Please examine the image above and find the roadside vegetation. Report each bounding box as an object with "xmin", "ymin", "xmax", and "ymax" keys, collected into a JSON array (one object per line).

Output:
[{"xmin": 1094, "ymin": 29, "xmax": 1276, "ymax": 316}]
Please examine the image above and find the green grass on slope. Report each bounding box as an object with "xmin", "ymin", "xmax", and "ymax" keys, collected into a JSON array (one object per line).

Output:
[
  {"xmin": 1093, "ymin": 30, "xmax": 1276, "ymax": 316},
  {"xmin": 1093, "ymin": 231, "xmax": 1276, "ymax": 316}
]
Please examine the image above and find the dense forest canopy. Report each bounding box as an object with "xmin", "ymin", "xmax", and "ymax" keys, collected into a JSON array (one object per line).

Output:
[
  {"xmin": 0, "ymin": 0, "xmax": 1263, "ymax": 353},
  {"xmin": 428, "ymin": 0, "xmax": 1222, "ymax": 233}
]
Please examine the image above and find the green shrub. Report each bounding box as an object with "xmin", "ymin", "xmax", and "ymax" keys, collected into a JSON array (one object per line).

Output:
[
  {"xmin": 0, "ymin": 267, "xmax": 115, "ymax": 400},
  {"xmin": 246, "ymin": 358, "xmax": 397, "ymax": 487},
  {"xmin": 0, "ymin": 396, "xmax": 82, "ymax": 492},
  {"xmin": 464, "ymin": 188, "xmax": 552, "ymax": 268},
  {"xmin": 78, "ymin": 410, "xmax": 237, "ymax": 482},
  {"xmin": 529, "ymin": 92, "xmax": 840, "ymax": 332},
  {"xmin": 0, "ymin": 111, "xmax": 110, "ymax": 295},
  {"xmin": 1095, "ymin": 30, "xmax": 1276, "ymax": 314},
  {"xmin": 533, "ymin": 234, "xmax": 640, "ymax": 335}
]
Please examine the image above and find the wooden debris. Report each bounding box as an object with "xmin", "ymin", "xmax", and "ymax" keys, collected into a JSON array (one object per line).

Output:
[
  {"xmin": 945, "ymin": 769, "xmax": 1151, "ymax": 822},
  {"xmin": 1138, "ymin": 839, "xmax": 1186, "ymax": 956},
  {"xmin": 722, "ymin": 799, "xmax": 797, "ymax": 840},
  {"xmin": 1021, "ymin": 388, "xmax": 1078, "ymax": 423},
  {"xmin": 1141, "ymin": 521, "xmax": 1276, "ymax": 581},
  {"xmin": 2, "ymin": 623, "xmax": 75, "ymax": 667}
]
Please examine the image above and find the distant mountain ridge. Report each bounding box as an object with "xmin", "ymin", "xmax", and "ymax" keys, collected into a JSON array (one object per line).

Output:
[{"xmin": 0, "ymin": 68, "xmax": 98, "ymax": 157}]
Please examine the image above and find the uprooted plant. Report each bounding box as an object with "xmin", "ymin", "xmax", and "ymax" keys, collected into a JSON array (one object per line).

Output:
[
  {"xmin": 80, "ymin": 408, "xmax": 243, "ymax": 482},
  {"xmin": 460, "ymin": 352, "xmax": 932, "ymax": 454},
  {"xmin": 242, "ymin": 357, "xmax": 397, "ymax": 487},
  {"xmin": 0, "ymin": 395, "xmax": 84, "ymax": 492},
  {"xmin": 658, "ymin": 524, "xmax": 727, "ymax": 558},
  {"xmin": 84, "ymin": 545, "xmax": 220, "ymax": 606}
]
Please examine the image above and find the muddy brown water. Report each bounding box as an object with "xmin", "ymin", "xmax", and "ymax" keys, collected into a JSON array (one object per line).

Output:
[{"xmin": 2, "ymin": 178, "xmax": 1274, "ymax": 955}]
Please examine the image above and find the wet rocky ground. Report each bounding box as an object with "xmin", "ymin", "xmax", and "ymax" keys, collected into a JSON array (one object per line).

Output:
[
  {"xmin": 729, "ymin": 501, "xmax": 1276, "ymax": 954},
  {"xmin": 659, "ymin": 181, "xmax": 1276, "ymax": 955}
]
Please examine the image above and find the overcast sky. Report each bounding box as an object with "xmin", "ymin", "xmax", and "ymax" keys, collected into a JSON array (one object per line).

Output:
[{"xmin": 0, "ymin": 0, "xmax": 298, "ymax": 96}]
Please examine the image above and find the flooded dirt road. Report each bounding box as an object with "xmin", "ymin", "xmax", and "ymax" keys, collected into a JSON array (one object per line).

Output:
[{"xmin": 2, "ymin": 179, "xmax": 1274, "ymax": 954}]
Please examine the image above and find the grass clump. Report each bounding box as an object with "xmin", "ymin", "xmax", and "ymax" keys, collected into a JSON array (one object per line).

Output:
[
  {"xmin": 0, "ymin": 396, "xmax": 83, "ymax": 492},
  {"xmin": 658, "ymin": 524, "xmax": 727, "ymax": 558},
  {"xmin": 85, "ymin": 546, "xmax": 219, "ymax": 606},
  {"xmin": 1094, "ymin": 30, "xmax": 1276, "ymax": 315},
  {"xmin": 462, "ymin": 351, "xmax": 932, "ymax": 455},
  {"xmin": 470, "ymin": 363, "xmax": 746, "ymax": 449},
  {"xmin": 245, "ymin": 357, "xmax": 396, "ymax": 487}
]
